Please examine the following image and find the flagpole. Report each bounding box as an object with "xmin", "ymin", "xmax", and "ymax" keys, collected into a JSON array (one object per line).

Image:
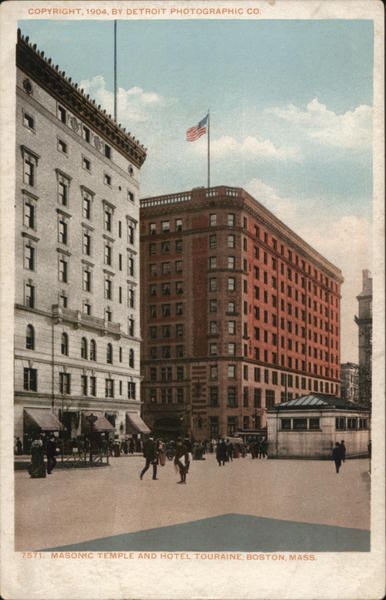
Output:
[
  {"xmin": 114, "ymin": 20, "xmax": 117, "ymax": 122},
  {"xmin": 207, "ymin": 109, "xmax": 210, "ymax": 189}
]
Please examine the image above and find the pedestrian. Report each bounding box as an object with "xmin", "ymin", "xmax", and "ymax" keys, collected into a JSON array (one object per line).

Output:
[
  {"xmin": 332, "ymin": 442, "xmax": 343, "ymax": 473},
  {"xmin": 217, "ymin": 438, "xmax": 227, "ymax": 466},
  {"xmin": 46, "ymin": 435, "xmax": 58, "ymax": 474},
  {"xmin": 15, "ymin": 437, "xmax": 23, "ymax": 455},
  {"xmin": 157, "ymin": 439, "xmax": 166, "ymax": 466},
  {"xmin": 227, "ymin": 440, "xmax": 234, "ymax": 462},
  {"xmin": 29, "ymin": 436, "xmax": 46, "ymax": 478},
  {"xmin": 340, "ymin": 440, "xmax": 346, "ymax": 462},
  {"xmin": 174, "ymin": 437, "xmax": 189, "ymax": 484},
  {"xmin": 140, "ymin": 436, "xmax": 158, "ymax": 480},
  {"xmin": 262, "ymin": 438, "xmax": 268, "ymax": 458}
]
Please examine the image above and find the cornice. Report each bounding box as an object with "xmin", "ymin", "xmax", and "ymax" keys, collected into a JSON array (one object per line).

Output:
[{"xmin": 17, "ymin": 30, "xmax": 147, "ymax": 169}]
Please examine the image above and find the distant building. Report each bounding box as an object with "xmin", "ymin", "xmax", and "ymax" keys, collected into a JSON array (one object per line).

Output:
[
  {"xmin": 341, "ymin": 362, "xmax": 359, "ymax": 404},
  {"xmin": 267, "ymin": 394, "xmax": 370, "ymax": 459},
  {"xmin": 355, "ymin": 270, "xmax": 372, "ymax": 406},
  {"xmin": 15, "ymin": 31, "xmax": 148, "ymax": 450},
  {"xmin": 140, "ymin": 186, "xmax": 343, "ymax": 441}
]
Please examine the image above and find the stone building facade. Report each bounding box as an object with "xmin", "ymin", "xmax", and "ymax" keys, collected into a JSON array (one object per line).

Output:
[
  {"xmin": 15, "ymin": 31, "xmax": 147, "ymax": 449},
  {"xmin": 355, "ymin": 269, "xmax": 372, "ymax": 406},
  {"xmin": 140, "ymin": 186, "xmax": 343, "ymax": 440},
  {"xmin": 340, "ymin": 362, "xmax": 359, "ymax": 404}
]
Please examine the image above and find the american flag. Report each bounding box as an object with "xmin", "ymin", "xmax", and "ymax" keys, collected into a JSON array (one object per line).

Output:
[{"xmin": 186, "ymin": 114, "xmax": 208, "ymax": 142}]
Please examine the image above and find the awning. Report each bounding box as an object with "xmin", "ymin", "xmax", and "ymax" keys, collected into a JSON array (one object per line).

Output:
[
  {"xmin": 82, "ymin": 411, "xmax": 115, "ymax": 433},
  {"xmin": 24, "ymin": 408, "xmax": 63, "ymax": 431},
  {"xmin": 126, "ymin": 412, "xmax": 151, "ymax": 434}
]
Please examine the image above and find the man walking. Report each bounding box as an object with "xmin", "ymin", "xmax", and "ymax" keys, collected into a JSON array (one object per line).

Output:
[
  {"xmin": 46, "ymin": 435, "xmax": 58, "ymax": 475},
  {"xmin": 140, "ymin": 436, "xmax": 158, "ymax": 480},
  {"xmin": 174, "ymin": 437, "xmax": 189, "ymax": 483},
  {"xmin": 340, "ymin": 440, "xmax": 346, "ymax": 462},
  {"xmin": 332, "ymin": 442, "xmax": 343, "ymax": 473}
]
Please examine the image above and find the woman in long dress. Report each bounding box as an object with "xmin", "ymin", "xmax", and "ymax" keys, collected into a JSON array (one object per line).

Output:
[{"xmin": 29, "ymin": 437, "xmax": 46, "ymax": 478}]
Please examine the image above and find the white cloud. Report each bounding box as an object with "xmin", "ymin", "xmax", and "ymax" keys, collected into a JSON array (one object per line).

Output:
[
  {"xmin": 245, "ymin": 178, "xmax": 371, "ymax": 363},
  {"xmin": 79, "ymin": 75, "xmax": 162, "ymax": 124},
  {"xmin": 194, "ymin": 134, "xmax": 302, "ymax": 161},
  {"xmin": 269, "ymin": 98, "xmax": 372, "ymax": 150}
]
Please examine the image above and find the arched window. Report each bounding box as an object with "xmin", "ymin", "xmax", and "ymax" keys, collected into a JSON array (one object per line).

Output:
[
  {"xmin": 106, "ymin": 343, "xmax": 113, "ymax": 364},
  {"xmin": 129, "ymin": 348, "xmax": 134, "ymax": 368},
  {"xmin": 61, "ymin": 332, "xmax": 69, "ymax": 356},
  {"xmin": 81, "ymin": 337, "xmax": 88, "ymax": 359},
  {"xmin": 26, "ymin": 324, "xmax": 35, "ymax": 350},
  {"xmin": 90, "ymin": 339, "xmax": 96, "ymax": 361}
]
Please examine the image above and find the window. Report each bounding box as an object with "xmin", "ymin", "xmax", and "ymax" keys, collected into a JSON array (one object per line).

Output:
[
  {"xmin": 227, "ymin": 300, "xmax": 235, "ymax": 314},
  {"xmin": 161, "ymin": 220, "xmax": 170, "ymax": 232},
  {"xmin": 23, "ymin": 112, "xmax": 34, "ymax": 129},
  {"xmin": 128, "ymin": 288, "xmax": 135, "ymax": 309},
  {"xmin": 309, "ymin": 418, "xmax": 320, "ymax": 430},
  {"xmin": 175, "ymin": 218, "xmax": 182, "ymax": 231},
  {"xmin": 58, "ymin": 105, "xmax": 66, "ymax": 123},
  {"xmin": 210, "ymin": 365, "xmax": 218, "ymax": 379},
  {"xmin": 281, "ymin": 418, "xmax": 291, "ymax": 430},
  {"xmin": 59, "ymin": 372, "xmax": 71, "ymax": 395},
  {"xmin": 293, "ymin": 418, "xmax": 307, "ymax": 430},
  {"xmin": 243, "ymin": 387, "xmax": 249, "ymax": 407},
  {"xmin": 228, "ymin": 256, "xmax": 235, "ymax": 270},
  {"xmin": 254, "ymin": 388, "xmax": 261, "ymax": 408},
  {"xmin": 25, "ymin": 282, "xmax": 35, "ymax": 308},
  {"xmin": 104, "ymin": 277, "xmax": 112, "ymax": 300},
  {"xmin": 210, "ymin": 417, "xmax": 219, "ymax": 438},
  {"xmin": 176, "ymin": 303, "xmax": 183, "ymax": 316},
  {"xmin": 209, "ymin": 234, "xmax": 216, "ymax": 249},
  {"xmin": 228, "ymin": 365, "xmax": 236, "ymax": 378},
  {"xmin": 104, "ymin": 207, "xmax": 112, "ymax": 232},
  {"xmin": 209, "ymin": 387, "xmax": 218, "ymax": 407},
  {"xmin": 228, "ymin": 213, "xmax": 235, "ymax": 226},
  {"xmin": 128, "ymin": 382, "xmax": 136, "ymax": 399},
  {"xmin": 82, "ymin": 190, "xmax": 92, "ymax": 219},
  {"xmin": 210, "ymin": 214, "xmax": 217, "ymax": 226},
  {"xmin": 104, "ymin": 144, "xmax": 111, "ymax": 159},
  {"xmin": 228, "ymin": 321, "xmax": 236, "ymax": 335},
  {"xmin": 228, "ymin": 277, "xmax": 235, "ymax": 291},
  {"xmin": 265, "ymin": 389, "xmax": 275, "ymax": 409},
  {"xmin": 81, "ymin": 375, "xmax": 88, "ymax": 396},
  {"xmin": 90, "ymin": 376, "xmax": 96, "ymax": 397},
  {"xmin": 128, "ymin": 256, "xmax": 135, "ymax": 277},
  {"xmin": 209, "ymin": 257, "xmax": 217, "ymax": 270},
  {"xmin": 58, "ymin": 258, "xmax": 68, "ymax": 283},
  {"xmin": 23, "ymin": 367, "xmax": 37, "ymax": 391},
  {"xmin": 104, "ymin": 243, "xmax": 112, "ymax": 266},
  {"xmin": 210, "ymin": 343, "xmax": 217, "ymax": 356},
  {"xmin": 23, "ymin": 198, "xmax": 35, "ymax": 229},
  {"xmin": 228, "ymin": 343, "xmax": 236, "ymax": 355},
  {"xmin": 228, "ymin": 235, "xmax": 235, "ymax": 248},
  {"xmin": 162, "ymin": 282, "xmax": 170, "ymax": 296},
  {"xmin": 128, "ymin": 318, "xmax": 135, "ymax": 337},
  {"xmin": 57, "ymin": 139, "xmax": 67, "ymax": 154},
  {"xmin": 128, "ymin": 220, "xmax": 135, "ymax": 245},
  {"xmin": 24, "ymin": 242, "xmax": 35, "ymax": 270},
  {"xmin": 58, "ymin": 218, "xmax": 68, "ymax": 245},
  {"xmin": 175, "ymin": 239, "xmax": 183, "ymax": 252},
  {"xmin": 23, "ymin": 156, "xmax": 34, "ymax": 186},
  {"xmin": 90, "ymin": 339, "xmax": 96, "ymax": 361},
  {"xmin": 106, "ymin": 343, "xmax": 113, "ymax": 364},
  {"xmin": 82, "ymin": 157, "xmax": 91, "ymax": 171},
  {"xmin": 82, "ymin": 231, "xmax": 91, "ymax": 256},
  {"xmin": 82, "ymin": 126, "xmax": 90, "ymax": 142},
  {"xmin": 162, "ymin": 262, "xmax": 171, "ymax": 275},
  {"xmin": 227, "ymin": 387, "xmax": 237, "ymax": 408},
  {"xmin": 150, "ymin": 223, "xmax": 156, "ymax": 235},
  {"xmin": 61, "ymin": 332, "xmax": 68, "ymax": 355},
  {"xmin": 26, "ymin": 324, "xmax": 35, "ymax": 350},
  {"xmin": 81, "ymin": 337, "xmax": 88, "ymax": 359},
  {"xmin": 105, "ymin": 379, "xmax": 114, "ymax": 398},
  {"xmin": 82, "ymin": 267, "xmax": 91, "ymax": 292}
]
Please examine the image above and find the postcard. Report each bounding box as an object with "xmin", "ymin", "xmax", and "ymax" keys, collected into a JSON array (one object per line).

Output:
[{"xmin": 0, "ymin": 1, "xmax": 384, "ymax": 598}]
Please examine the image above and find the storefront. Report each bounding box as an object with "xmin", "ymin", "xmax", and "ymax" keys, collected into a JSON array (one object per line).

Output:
[
  {"xmin": 23, "ymin": 408, "xmax": 63, "ymax": 453},
  {"xmin": 267, "ymin": 394, "xmax": 370, "ymax": 459}
]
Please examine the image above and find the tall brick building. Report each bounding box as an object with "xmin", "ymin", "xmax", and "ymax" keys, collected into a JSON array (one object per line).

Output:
[
  {"xmin": 140, "ymin": 186, "xmax": 343, "ymax": 440},
  {"xmin": 15, "ymin": 31, "xmax": 147, "ymax": 449}
]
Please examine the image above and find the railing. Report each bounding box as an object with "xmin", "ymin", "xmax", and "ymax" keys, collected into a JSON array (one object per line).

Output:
[
  {"xmin": 52, "ymin": 305, "xmax": 121, "ymax": 336},
  {"xmin": 140, "ymin": 186, "xmax": 242, "ymax": 208}
]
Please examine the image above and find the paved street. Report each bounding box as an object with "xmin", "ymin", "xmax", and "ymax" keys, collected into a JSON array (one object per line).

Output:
[{"xmin": 15, "ymin": 454, "xmax": 370, "ymax": 551}]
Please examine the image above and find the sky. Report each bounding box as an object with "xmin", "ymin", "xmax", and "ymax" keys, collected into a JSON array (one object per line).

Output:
[{"xmin": 20, "ymin": 19, "xmax": 374, "ymax": 363}]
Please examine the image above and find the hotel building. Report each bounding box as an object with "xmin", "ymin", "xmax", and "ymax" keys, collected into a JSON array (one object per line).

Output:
[
  {"xmin": 15, "ymin": 31, "xmax": 147, "ymax": 449},
  {"xmin": 140, "ymin": 186, "xmax": 343, "ymax": 440}
]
